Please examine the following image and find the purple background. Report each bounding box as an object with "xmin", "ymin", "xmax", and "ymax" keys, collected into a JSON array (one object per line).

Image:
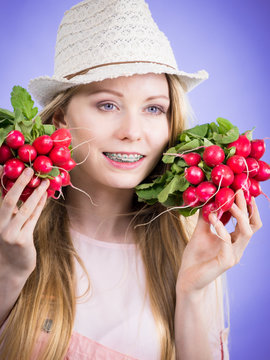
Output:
[{"xmin": 1, "ymin": 0, "xmax": 269, "ymax": 358}]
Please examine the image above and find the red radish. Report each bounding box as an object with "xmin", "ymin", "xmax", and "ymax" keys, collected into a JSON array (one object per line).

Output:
[
  {"xmin": 181, "ymin": 152, "xmax": 201, "ymax": 166},
  {"xmin": 253, "ymin": 160, "xmax": 270, "ymax": 181},
  {"xmin": 201, "ymin": 201, "xmax": 224, "ymax": 223},
  {"xmin": 226, "ymin": 155, "xmax": 246, "ymax": 174},
  {"xmin": 28, "ymin": 175, "xmax": 41, "ymax": 188},
  {"xmin": 0, "ymin": 144, "xmax": 13, "ymax": 164},
  {"xmin": 249, "ymin": 178, "xmax": 261, "ymax": 197},
  {"xmin": 203, "ymin": 145, "xmax": 225, "ymax": 167},
  {"xmin": 18, "ymin": 144, "xmax": 37, "ymax": 163},
  {"xmin": 49, "ymin": 175, "xmax": 62, "ymax": 191},
  {"xmin": 182, "ymin": 186, "xmax": 201, "ymax": 207},
  {"xmin": 51, "ymin": 128, "xmax": 72, "ymax": 147},
  {"xmin": 196, "ymin": 181, "xmax": 217, "ymax": 202},
  {"xmin": 244, "ymin": 190, "xmax": 252, "ymax": 205},
  {"xmin": 47, "ymin": 188, "xmax": 56, "ymax": 198},
  {"xmin": 19, "ymin": 187, "xmax": 34, "ymax": 202},
  {"xmin": 1, "ymin": 179, "xmax": 15, "ymax": 197},
  {"xmin": 33, "ymin": 135, "xmax": 53, "ymax": 154},
  {"xmin": 49, "ymin": 146, "xmax": 71, "ymax": 166},
  {"xmin": 202, "ymin": 201, "xmax": 232, "ymax": 225},
  {"xmin": 4, "ymin": 159, "xmax": 25, "ymax": 179},
  {"xmin": 60, "ymin": 171, "xmax": 71, "ymax": 186},
  {"xmin": 231, "ymin": 173, "xmax": 251, "ymax": 192},
  {"xmin": 5, "ymin": 130, "xmax": 25, "ymax": 149},
  {"xmin": 220, "ymin": 211, "xmax": 232, "ymax": 226},
  {"xmin": 215, "ymin": 188, "xmax": 235, "ymax": 212},
  {"xmin": 250, "ymin": 139, "xmax": 265, "ymax": 160},
  {"xmin": 227, "ymin": 135, "xmax": 251, "ymax": 157},
  {"xmin": 243, "ymin": 157, "xmax": 259, "ymax": 177},
  {"xmin": 4, "ymin": 179, "xmax": 15, "ymax": 191},
  {"xmin": 60, "ymin": 158, "xmax": 77, "ymax": 171},
  {"xmin": 33, "ymin": 156, "xmax": 53, "ymax": 174},
  {"xmin": 211, "ymin": 164, "xmax": 234, "ymax": 187},
  {"xmin": 185, "ymin": 166, "xmax": 205, "ymax": 185}
]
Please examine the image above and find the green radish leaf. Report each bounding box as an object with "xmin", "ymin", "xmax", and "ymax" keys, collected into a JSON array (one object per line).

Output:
[
  {"xmin": 209, "ymin": 122, "xmax": 219, "ymax": 133},
  {"xmin": 184, "ymin": 124, "xmax": 209, "ymax": 138},
  {"xmin": 179, "ymin": 133, "xmax": 191, "ymax": 142},
  {"xmin": 0, "ymin": 126, "xmax": 14, "ymax": 146},
  {"xmin": 177, "ymin": 138, "xmax": 201, "ymax": 151},
  {"xmin": 44, "ymin": 124, "xmax": 56, "ymax": 136},
  {"xmin": 213, "ymin": 126, "xmax": 239, "ymax": 144},
  {"xmin": 176, "ymin": 158, "xmax": 187, "ymax": 167},
  {"xmin": 11, "ymin": 86, "xmax": 38, "ymax": 120},
  {"xmin": 177, "ymin": 207, "xmax": 198, "ymax": 217},
  {"xmin": 158, "ymin": 175, "xmax": 189, "ymax": 203},
  {"xmin": 47, "ymin": 167, "xmax": 60, "ymax": 177},
  {"xmin": 161, "ymin": 193, "xmax": 182, "ymax": 207},
  {"xmin": 136, "ymin": 184, "xmax": 164, "ymax": 200},
  {"xmin": 0, "ymin": 118, "xmax": 14, "ymax": 128},
  {"xmin": 224, "ymin": 146, "xmax": 236, "ymax": 160},
  {"xmin": 162, "ymin": 146, "xmax": 178, "ymax": 163},
  {"xmin": 216, "ymin": 117, "xmax": 235, "ymax": 134},
  {"xmin": 171, "ymin": 163, "xmax": 183, "ymax": 174},
  {"xmin": 0, "ymin": 108, "xmax": 15, "ymax": 121},
  {"xmin": 203, "ymin": 138, "xmax": 214, "ymax": 147},
  {"xmin": 242, "ymin": 128, "xmax": 255, "ymax": 141}
]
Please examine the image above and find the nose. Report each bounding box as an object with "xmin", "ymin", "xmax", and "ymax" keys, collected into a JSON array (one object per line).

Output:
[{"xmin": 115, "ymin": 110, "xmax": 143, "ymax": 141}]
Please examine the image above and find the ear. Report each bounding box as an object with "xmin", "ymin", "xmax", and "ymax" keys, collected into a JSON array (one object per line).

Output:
[{"xmin": 52, "ymin": 108, "xmax": 67, "ymax": 129}]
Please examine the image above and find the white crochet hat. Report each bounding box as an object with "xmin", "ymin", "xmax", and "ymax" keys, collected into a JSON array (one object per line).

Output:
[{"xmin": 28, "ymin": 0, "xmax": 209, "ymax": 107}]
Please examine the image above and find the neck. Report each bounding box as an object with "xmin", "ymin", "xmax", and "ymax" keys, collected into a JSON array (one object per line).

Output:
[{"xmin": 65, "ymin": 179, "xmax": 136, "ymax": 244}]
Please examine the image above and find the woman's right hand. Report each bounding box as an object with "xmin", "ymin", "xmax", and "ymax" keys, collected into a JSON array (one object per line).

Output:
[{"xmin": 0, "ymin": 166, "xmax": 50, "ymax": 278}]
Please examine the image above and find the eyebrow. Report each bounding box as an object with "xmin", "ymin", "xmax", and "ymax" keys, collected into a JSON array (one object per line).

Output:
[{"xmin": 88, "ymin": 89, "xmax": 170, "ymax": 101}]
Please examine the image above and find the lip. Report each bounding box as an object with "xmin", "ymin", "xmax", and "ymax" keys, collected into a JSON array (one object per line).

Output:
[{"xmin": 103, "ymin": 153, "xmax": 145, "ymax": 170}]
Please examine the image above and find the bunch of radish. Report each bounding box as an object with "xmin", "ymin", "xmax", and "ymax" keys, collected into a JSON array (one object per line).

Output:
[
  {"xmin": 183, "ymin": 137, "xmax": 269, "ymax": 224},
  {"xmin": 0, "ymin": 128, "xmax": 75, "ymax": 201},
  {"xmin": 135, "ymin": 118, "xmax": 269, "ymax": 224},
  {"xmin": 0, "ymin": 85, "xmax": 76, "ymax": 202}
]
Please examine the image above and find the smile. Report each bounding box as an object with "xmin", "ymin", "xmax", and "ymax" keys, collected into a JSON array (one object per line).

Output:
[{"xmin": 104, "ymin": 152, "xmax": 144, "ymax": 163}]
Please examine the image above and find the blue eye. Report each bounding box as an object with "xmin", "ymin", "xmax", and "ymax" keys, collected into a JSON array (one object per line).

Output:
[
  {"xmin": 99, "ymin": 103, "xmax": 116, "ymax": 111},
  {"xmin": 147, "ymin": 105, "xmax": 164, "ymax": 114}
]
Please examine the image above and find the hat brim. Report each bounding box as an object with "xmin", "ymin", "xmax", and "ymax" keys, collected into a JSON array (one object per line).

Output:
[{"xmin": 28, "ymin": 62, "xmax": 209, "ymax": 107}]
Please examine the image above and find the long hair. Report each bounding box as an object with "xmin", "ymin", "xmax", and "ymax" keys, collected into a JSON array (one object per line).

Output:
[{"xmin": 0, "ymin": 74, "xmax": 229, "ymax": 359}]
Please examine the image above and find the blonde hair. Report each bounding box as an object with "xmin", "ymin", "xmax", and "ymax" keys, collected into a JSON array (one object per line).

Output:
[{"xmin": 0, "ymin": 74, "xmax": 229, "ymax": 359}]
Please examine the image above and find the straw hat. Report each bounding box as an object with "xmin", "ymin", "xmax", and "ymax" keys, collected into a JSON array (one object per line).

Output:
[{"xmin": 28, "ymin": 0, "xmax": 209, "ymax": 107}]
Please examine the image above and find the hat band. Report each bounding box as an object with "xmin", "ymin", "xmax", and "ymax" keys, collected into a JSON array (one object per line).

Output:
[{"xmin": 63, "ymin": 60, "xmax": 176, "ymax": 80}]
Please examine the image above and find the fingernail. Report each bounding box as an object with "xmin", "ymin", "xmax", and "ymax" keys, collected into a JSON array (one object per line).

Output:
[
  {"xmin": 41, "ymin": 179, "xmax": 50, "ymax": 188},
  {"xmin": 25, "ymin": 167, "xmax": 34, "ymax": 176}
]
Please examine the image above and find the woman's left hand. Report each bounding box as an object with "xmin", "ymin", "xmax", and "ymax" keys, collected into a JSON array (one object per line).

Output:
[{"xmin": 176, "ymin": 189, "xmax": 263, "ymax": 296}]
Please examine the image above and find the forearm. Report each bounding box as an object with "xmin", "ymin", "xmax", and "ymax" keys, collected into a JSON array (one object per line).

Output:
[
  {"xmin": 0, "ymin": 270, "xmax": 30, "ymax": 328},
  {"xmin": 174, "ymin": 287, "xmax": 215, "ymax": 360}
]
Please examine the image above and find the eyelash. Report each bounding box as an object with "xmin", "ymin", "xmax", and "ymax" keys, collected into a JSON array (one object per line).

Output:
[{"xmin": 98, "ymin": 102, "xmax": 166, "ymax": 115}]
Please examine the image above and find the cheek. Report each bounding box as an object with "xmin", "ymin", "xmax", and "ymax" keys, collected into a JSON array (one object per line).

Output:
[{"xmin": 149, "ymin": 121, "xmax": 170, "ymax": 153}]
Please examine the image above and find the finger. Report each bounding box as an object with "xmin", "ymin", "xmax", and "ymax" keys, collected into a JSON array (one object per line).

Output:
[
  {"xmin": 247, "ymin": 197, "xmax": 263, "ymax": 232},
  {"xmin": 208, "ymin": 213, "xmax": 231, "ymax": 244},
  {"xmin": 193, "ymin": 210, "xmax": 211, "ymax": 233},
  {"xmin": 10, "ymin": 179, "xmax": 50, "ymax": 230},
  {"xmin": 22, "ymin": 191, "xmax": 48, "ymax": 234},
  {"xmin": 228, "ymin": 202, "xmax": 253, "ymax": 239},
  {"xmin": 234, "ymin": 189, "xmax": 248, "ymax": 215},
  {"xmin": 0, "ymin": 168, "xmax": 34, "ymax": 230}
]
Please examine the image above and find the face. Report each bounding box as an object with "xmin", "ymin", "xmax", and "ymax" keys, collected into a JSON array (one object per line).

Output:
[{"xmin": 60, "ymin": 73, "xmax": 170, "ymax": 191}]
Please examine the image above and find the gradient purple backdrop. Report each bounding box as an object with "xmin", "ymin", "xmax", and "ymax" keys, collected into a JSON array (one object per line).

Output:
[{"xmin": 1, "ymin": 1, "xmax": 269, "ymax": 359}]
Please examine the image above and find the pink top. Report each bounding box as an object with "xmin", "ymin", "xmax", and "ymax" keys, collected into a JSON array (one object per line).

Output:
[{"xmin": 0, "ymin": 228, "xmax": 229, "ymax": 359}]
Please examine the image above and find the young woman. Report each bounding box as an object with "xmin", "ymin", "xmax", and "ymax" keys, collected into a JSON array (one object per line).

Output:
[{"xmin": 0, "ymin": 1, "xmax": 262, "ymax": 359}]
